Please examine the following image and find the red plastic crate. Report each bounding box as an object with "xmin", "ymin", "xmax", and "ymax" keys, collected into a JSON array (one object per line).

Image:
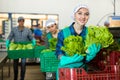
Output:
[
  {"xmin": 59, "ymin": 65, "xmax": 120, "ymax": 80},
  {"xmin": 108, "ymin": 51, "xmax": 120, "ymax": 65},
  {"xmin": 88, "ymin": 49, "xmax": 108, "ymax": 70},
  {"xmin": 88, "ymin": 49, "xmax": 120, "ymax": 70}
]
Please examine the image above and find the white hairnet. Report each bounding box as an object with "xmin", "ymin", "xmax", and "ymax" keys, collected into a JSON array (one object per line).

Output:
[
  {"xmin": 71, "ymin": 4, "xmax": 89, "ymax": 20},
  {"xmin": 45, "ymin": 18, "xmax": 56, "ymax": 27}
]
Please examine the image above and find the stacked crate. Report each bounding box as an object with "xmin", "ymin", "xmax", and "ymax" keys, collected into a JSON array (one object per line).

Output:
[{"xmin": 59, "ymin": 49, "xmax": 120, "ymax": 80}]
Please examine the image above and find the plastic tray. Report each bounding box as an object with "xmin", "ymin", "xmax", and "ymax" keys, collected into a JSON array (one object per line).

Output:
[
  {"xmin": 7, "ymin": 42, "xmax": 34, "ymax": 59},
  {"xmin": 7, "ymin": 49, "xmax": 34, "ymax": 59},
  {"xmin": 34, "ymin": 45, "xmax": 46, "ymax": 58},
  {"xmin": 40, "ymin": 51, "xmax": 59, "ymax": 72}
]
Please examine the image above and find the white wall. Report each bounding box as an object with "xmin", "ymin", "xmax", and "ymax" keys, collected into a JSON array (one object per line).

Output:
[{"xmin": 0, "ymin": 0, "xmax": 120, "ymax": 29}]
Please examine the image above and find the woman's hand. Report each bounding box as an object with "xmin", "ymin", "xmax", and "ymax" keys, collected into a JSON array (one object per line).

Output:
[
  {"xmin": 85, "ymin": 43, "xmax": 101, "ymax": 62},
  {"xmin": 60, "ymin": 54, "xmax": 84, "ymax": 66}
]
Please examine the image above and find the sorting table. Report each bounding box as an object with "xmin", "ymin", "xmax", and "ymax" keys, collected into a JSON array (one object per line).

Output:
[{"xmin": 0, "ymin": 51, "xmax": 10, "ymax": 80}]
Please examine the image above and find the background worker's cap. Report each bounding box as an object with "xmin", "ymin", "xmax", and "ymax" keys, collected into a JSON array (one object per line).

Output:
[
  {"xmin": 104, "ymin": 20, "xmax": 109, "ymax": 24},
  {"xmin": 45, "ymin": 18, "xmax": 56, "ymax": 27},
  {"xmin": 18, "ymin": 16, "xmax": 25, "ymax": 22},
  {"xmin": 71, "ymin": 4, "xmax": 89, "ymax": 20}
]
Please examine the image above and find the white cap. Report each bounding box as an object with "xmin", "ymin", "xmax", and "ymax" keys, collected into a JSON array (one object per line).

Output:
[
  {"xmin": 45, "ymin": 18, "xmax": 56, "ymax": 27},
  {"xmin": 18, "ymin": 16, "xmax": 24, "ymax": 22},
  {"xmin": 104, "ymin": 20, "xmax": 109, "ymax": 24},
  {"xmin": 71, "ymin": 4, "xmax": 89, "ymax": 20}
]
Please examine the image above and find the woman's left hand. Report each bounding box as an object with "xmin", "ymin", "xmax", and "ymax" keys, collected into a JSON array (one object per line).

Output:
[{"xmin": 85, "ymin": 43, "xmax": 101, "ymax": 62}]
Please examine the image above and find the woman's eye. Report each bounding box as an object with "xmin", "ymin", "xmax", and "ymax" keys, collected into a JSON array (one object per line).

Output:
[
  {"xmin": 85, "ymin": 13, "xmax": 89, "ymax": 16},
  {"xmin": 77, "ymin": 12, "xmax": 89, "ymax": 16}
]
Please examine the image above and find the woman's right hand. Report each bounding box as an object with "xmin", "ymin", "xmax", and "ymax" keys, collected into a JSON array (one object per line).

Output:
[{"xmin": 60, "ymin": 54, "xmax": 84, "ymax": 66}]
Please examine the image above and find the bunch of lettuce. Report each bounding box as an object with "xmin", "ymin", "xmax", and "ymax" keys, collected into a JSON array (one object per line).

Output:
[
  {"xmin": 61, "ymin": 35, "xmax": 85, "ymax": 56},
  {"xmin": 9, "ymin": 42, "xmax": 33, "ymax": 50},
  {"xmin": 85, "ymin": 26, "xmax": 114, "ymax": 49},
  {"xmin": 61, "ymin": 26, "xmax": 114, "ymax": 56},
  {"xmin": 48, "ymin": 38, "xmax": 57, "ymax": 50},
  {"xmin": 41, "ymin": 49, "xmax": 53, "ymax": 53}
]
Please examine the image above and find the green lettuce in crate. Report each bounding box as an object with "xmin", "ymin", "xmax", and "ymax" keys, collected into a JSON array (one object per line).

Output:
[
  {"xmin": 9, "ymin": 42, "xmax": 33, "ymax": 50},
  {"xmin": 14, "ymin": 44, "xmax": 23, "ymax": 50},
  {"xmin": 48, "ymin": 38, "xmax": 57, "ymax": 50},
  {"xmin": 9, "ymin": 42, "xmax": 18, "ymax": 50},
  {"xmin": 26, "ymin": 43, "xmax": 33, "ymax": 49},
  {"xmin": 85, "ymin": 25, "xmax": 114, "ymax": 49},
  {"xmin": 41, "ymin": 49, "xmax": 53, "ymax": 53},
  {"xmin": 61, "ymin": 35, "xmax": 85, "ymax": 56}
]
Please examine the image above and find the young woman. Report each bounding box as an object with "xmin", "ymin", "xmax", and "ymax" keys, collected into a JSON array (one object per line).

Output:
[
  {"xmin": 56, "ymin": 4, "xmax": 101, "ymax": 69},
  {"xmin": 43, "ymin": 18, "xmax": 59, "ymax": 80},
  {"xmin": 45, "ymin": 18, "xmax": 59, "ymax": 49}
]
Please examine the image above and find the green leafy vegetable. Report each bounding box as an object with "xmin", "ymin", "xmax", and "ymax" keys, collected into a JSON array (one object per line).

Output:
[
  {"xmin": 61, "ymin": 25, "xmax": 114, "ymax": 57},
  {"xmin": 85, "ymin": 26, "xmax": 114, "ymax": 49},
  {"xmin": 48, "ymin": 38, "xmax": 57, "ymax": 50},
  {"xmin": 9, "ymin": 42, "xmax": 33, "ymax": 50},
  {"xmin": 61, "ymin": 35, "xmax": 85, "ymax": 56},
  {"xmin": 41, "ymin": 49, "xmax": 53, "ymax": 53}
]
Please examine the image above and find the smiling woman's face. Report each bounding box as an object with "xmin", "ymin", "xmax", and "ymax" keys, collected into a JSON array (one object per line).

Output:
[{"xmin": 74, "ymin": 8, "xmax": 89, "ymax": 26}]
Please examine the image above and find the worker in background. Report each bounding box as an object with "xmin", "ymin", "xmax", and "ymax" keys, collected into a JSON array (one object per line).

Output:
[
  {"xmin": 45, "ymin": 18, "xmax": 59, "ymax": 48},
  {"xmin": 30, "ymin": 25, "xmax": 35, "ymax": 35},
  {"xmin": 56, "ymin": 4, "xmax": 101, "ymax": 80},
  {"xmin": 104, "ymin": 20, "xmax": 110, "ymax": 27},
  {"xmin": 44, "ymin": 18, "xmax": 59, "ymax": 80},
  {"xmin": 6, "ymin": 16, "xmax": 36, "ymax": 80},
  {"xmin": 33, "ymin": 24, "xmax": 44, "ymax": 45}
]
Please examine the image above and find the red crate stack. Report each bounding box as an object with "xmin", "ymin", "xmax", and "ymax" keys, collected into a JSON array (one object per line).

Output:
[
  {"xmin": 59, "ymin": 65, "xmax": 120, "ymax": 80},
  {"xmin": 88, "ymin": 49, "xmax": 108, "ymax": 70},
  {"xmin": 88, "ymin": 49, "xmax": 120, "ymax": 70},
  {"xmin": 108, "ymin": 51, "xmax": 120, "ymax": 65},
  {"xmin": 59, "ymin": 49, "xmax": 120, "ymax": 80}
]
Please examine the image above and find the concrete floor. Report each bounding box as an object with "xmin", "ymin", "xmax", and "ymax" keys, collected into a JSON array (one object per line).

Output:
[{"xmin": 1, "ymin": 63, "xmax": 46, "ymax": 80}]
